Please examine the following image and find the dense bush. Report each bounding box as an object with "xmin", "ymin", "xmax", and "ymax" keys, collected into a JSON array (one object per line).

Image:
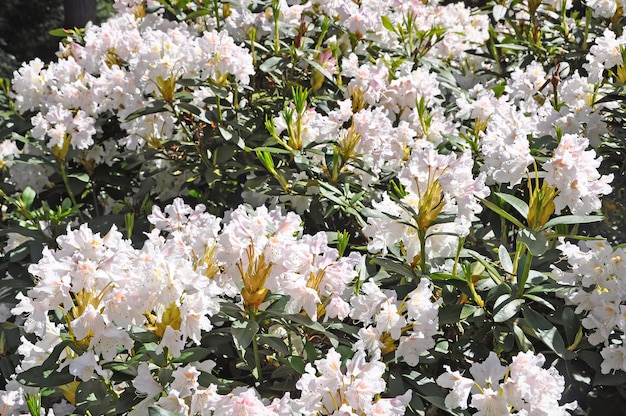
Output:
[{"xmin": 1, "ymin": 0, "xmax": 626, "ymax": 415}]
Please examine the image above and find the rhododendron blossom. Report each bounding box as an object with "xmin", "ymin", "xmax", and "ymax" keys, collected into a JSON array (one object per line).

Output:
[
  {"xmin": 437, "ymin": 351, "xmax": 577, "ymax": 415},
  {"xmin": 552, "ymin": 238, "xmax": 626, "ymax": 373}
]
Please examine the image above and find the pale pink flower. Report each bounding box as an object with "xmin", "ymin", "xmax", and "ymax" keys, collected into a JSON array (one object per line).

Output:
[
  {"xmin": 470, "ymin": 388, "xmax": 509, "ymax": 416},
  {"xmin": 469, "ymin": 352, "xmax": 507, "ymax": 387},
  {"xmin": 155, "ymin": 389, "xmax": 190, "ymax": 415},
  {"xmin": 133, "ymin": 362, "xmax": 163, "ymax": 398},
  {"xmin": 170, "ymin": 364, "xmax": 201, "ymax": 398},
  {"xmin": 436, "ymin": 366, "xmax": 474, "ymax": 409},
  {"xmin": 68, "ymin": 350, "xmax": 108, "ymax": 382}
]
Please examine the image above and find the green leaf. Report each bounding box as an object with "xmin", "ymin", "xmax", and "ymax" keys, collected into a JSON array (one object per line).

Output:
[
  {"xmin": 287, "ymin": 356, "xmax": 306, "ymax": 375},
  {"xmin": 372, "ymin": 257, "xmax": 418, "ymax": 280},
  {"xmin": 218, "ymin": 125, "xmax": 233, "ymax": 141},
  {"xmin": 123, "ymin": 100, "xmax": 167, "ymax": 122},
  {"xmin": 522, "ymin": 293, "xmax": 555, "ymax": 311},
  {"xmin": 465, "ymin": 249, "xmax": 505, "ymax": 285},
  {"xmin": 68, "ymin": 173, "xmax": 90, "ymax": 182},
  {"xmin": 498, "ymin": 244, "xmax": 513, "ymax": 274},
  {"xmin": 258, "ymin": 335, "xmax": 290, "ymax": 356},
  {"xmin": 130, "ymin": 329, "xmax": 161, "ymax": 344},
  {"xmin": 49, "ymin": 28, "xmax": 72, "ymax": 37},
  {"xmin": 439, "ymin": 304, "xmax": 479, "ymax": 325},
  {"xmin": 17, "ymin": 367, "xmax": 75, "ymax": 388},
  {"xmin": 259, "ymin": 56, "xmax": 284, "ymax": 73},
  {"xmin": 248, "ymin": 146, "xmax": 293, "ymax": 154},
  {"xmin": 177, "ymin": 102, "xmax": 202, "ymax": 116},
  {"xmin": 494, "ymin": 192, "xmax": 529, "ymax": 219},
  {"xmin": 429, "ymin": 272, "xmax": 466, "ymax": 282},
  {"xmin": 542, "ymin": 215, "xmax": 603, "ymax": 230},
  {"xmin": 518, "ymin": 228, "xmax": 547, "ymax": 256},
  {"xmin": 21, "ymin": 187, "xmax": 36, "ymax": 210},
  {"xmin": 185, "ymin": 9, "xmax": 212, "ymax": 20},
  {"xmin": 511, "ymin": 322, "xmax": 532, "ymax": 351},
  {"xmin": 280, "ymin": 313, "xmax": 325, "ymax": 333},
  {"xmin": 381, "ymin": 15, "xmax": 395, "ymax": 32},
  {"xmin": 172, "ymin": 347, "xmax": 210, "ymax": 364},
  {"xmin": 494, "ymin": 43, "xmax": 528, "ymax": 51},
  {"xmin": 479, "ymin": 197, "xmax": 525, "ymax": 229},
  {"xmin": 318, "ymin": 182, "xmax": 345, "ymax": 206},
  {"xmin": 521, "ymin": 306, "xmax": 574, "ymax": 359},
  {"xmin": 148, "ymin": 406, "xmax": 185, "ymax": 416},
  {"xmin": 593, "ymin": 371, "xmax": 626, "ymax": 386},
  {"xmin": 493, "ymin": 296, "xmax": 524, "ymax": 322},
  {"xmin": 231, "ymin": 320, "xmax": 259, "ymax": 349}
]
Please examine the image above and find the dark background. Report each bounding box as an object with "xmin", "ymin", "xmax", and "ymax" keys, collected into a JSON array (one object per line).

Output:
[{"xmin": 0, "ymin": 0, "xmax": 112, "ymax": 78}]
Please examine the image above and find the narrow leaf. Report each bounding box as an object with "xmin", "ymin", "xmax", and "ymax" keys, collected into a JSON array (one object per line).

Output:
[
  {"xmin": 521, "ymin": 306, "xmax": 574, "ymax": 359},
  {"xmin": 479, "ymin": 197, "xmax": 525, "ymax": 229},
  {"xmin": 381, "ymin": 15, "xmax": 395, "ymax": 32},
  {"xmin": 498, "ymin": 244, "xmax": 514, "ymax": 274},
  {"xmin": 172, "ymin": 347, "xmax": 210, "ymax": 364},
  {"xmin": 542, "ymin": 215, "xmax": 603, "ymax": 230},
  {"xmin": 494, "ymin": 192, "xmax": 529, "ymax": 219}
]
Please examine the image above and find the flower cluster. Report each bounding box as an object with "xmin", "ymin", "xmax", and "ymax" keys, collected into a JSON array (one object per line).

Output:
[
  {"xmin": 543, "ymin": 134, "xmax": 613, "ymax": 215},
  {"xmin": 7, "ymin": 198, "xmax": 397, "ymax": 414},
  {"xmin": 363, "ymin": 142, "xmax": 489, "ymax": 264},
  {"xmin": 215, "ymin": 203, "xmax": 362, "ymax": 319},
  {"xmin": 350, "ymin": 277, "xmax": 441, "ymax": 366},
  {"xmin": 9, "ymin": 5, "xmax": 253, "ymax": 194},
  {"xmin": 296, "ymin": 348, "xmax": 412, "ymax": 415},
  {"xmin": 13, "ymin": 200, "xmax": 224, "ymax": 373},
  {"xmin": 437, "ymin": 351, "xmax": 577, "ymax": 415},
  {"xmin": 552, "ymin": 238, "xmax": 626, "ymax": 373}
]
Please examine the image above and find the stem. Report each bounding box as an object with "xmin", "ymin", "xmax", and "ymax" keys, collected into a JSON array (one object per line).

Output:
[
  {"xmin": 272, "ymin": 0, "xmax": 280, "ymax": 55},
  {"xmin": 500, "ymin": 214, "xmax": 507, "ymax": 246},
  {"xmin": 251, "ymin": 314, "xmax": 263, "ymax": 384},
  {"xmin": 512, "ymin": 241, "xmax": 523, "ymax": 276},
  {"xmin": 452, "ymin": 236, "xmax": 464, "ymax": 277},
  {"xmin": 468, "ymin": 275, "xmax": 485, "ymax": 307},
  {"xmin": 59, "ymin": 162, "xmax": 84, "ymax": 222},
  {"xmin": 295, "ymin": 110, "xmax": 302, "ymax": 150},
  {"xmin": 90, "ymin": 181, "xmax": 100, "ymax": 218},
  {"xmin": 418, "ymin": 228, "xmax": 427, "ymax": 275},
  {"xmin": 249, "ymin": 27, "xmax": 257, "ymax": 67},
  {"xmin": 216, "ymin": 96, "xmax": 223, "ymax": 123},
  {"xmin": 582, "ymin": 8, "xmax": 591, "ymax": 51},
  {"xmin": 213, "ymin": 0, "xmax": 221, "ymax": 31}
]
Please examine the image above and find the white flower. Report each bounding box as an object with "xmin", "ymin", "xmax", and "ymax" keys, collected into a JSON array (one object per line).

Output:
[
  {"xmin": 170, "ymin": 364, "xmax": 201, "ymax": 398},
  {"xmin": 470, "ymin": 388, "xmax": 509, "ymax": 416},
  {"xmin": 155, "ymin": 389, "xmax": 190, "ymax": 415},
  {"xmin": 436, "ymin": 366, "xmax": 474, "ymax": 409},
  {"xmin": 68, "ymin": 350, "xmax": 108, "ymax": 382},
  {"xmin": 584, "ymin": 28, "xmax": 626, "ymax": 83},
  {"xmin": 585, "ymin": 0, "xmax": 618, "ymax": 18},
  {"xmin": 375, "ymin": 302, "xmax": 406, "ymax": 340},
  {"xmin": 543, "ymin": 133, "xmax": 613, "ymax": 215},
  {"xmin": 480, "ymin": 103, "xmax": 534, "ymax": 186},
  {"xmin": 133, "ymin": 363, "xmax": 163, "ymax": 397},
  {"xmin": 469, "ymin": 352, "xmax": 507, "ymax": 387}
]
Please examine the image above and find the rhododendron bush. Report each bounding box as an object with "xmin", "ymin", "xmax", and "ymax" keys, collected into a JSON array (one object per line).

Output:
[{"xmin": 1, "ymin": 0, "xmax": 626, "ymax": 414}]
